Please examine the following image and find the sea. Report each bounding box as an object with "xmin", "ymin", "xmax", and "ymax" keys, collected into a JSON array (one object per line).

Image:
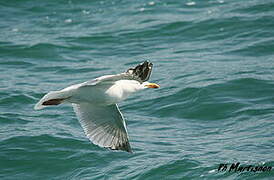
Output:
[{"xmin": 1, "ymin": 0, "xmax": 274, "ymax": 179}]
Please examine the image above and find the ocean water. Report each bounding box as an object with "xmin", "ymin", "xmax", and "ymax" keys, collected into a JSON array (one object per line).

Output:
[{"xmin": 1, "ymin": 0, "xmax": 274, "ymax": 179}]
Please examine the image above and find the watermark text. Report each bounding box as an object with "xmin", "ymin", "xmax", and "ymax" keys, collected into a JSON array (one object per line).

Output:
[{"xmin": 218, "ymin": 162, "xmax": 272, "ymax": 173}]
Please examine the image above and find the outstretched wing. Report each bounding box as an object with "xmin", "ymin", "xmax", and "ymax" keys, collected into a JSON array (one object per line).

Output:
[
  {"xmin": 81, "ymin": 61, "xmax": 153, "ymax": 87},
  {"xmin": 72, "ymin": 103, "xmax": 132, "ymax": 153}
]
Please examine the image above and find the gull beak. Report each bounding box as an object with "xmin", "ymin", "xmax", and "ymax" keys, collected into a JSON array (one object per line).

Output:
[{"xmin": 145, "ymin": 83, "xmax": 160, "ymax": 89}]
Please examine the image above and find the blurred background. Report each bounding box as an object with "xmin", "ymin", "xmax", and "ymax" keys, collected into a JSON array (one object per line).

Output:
[{"xmin": 0, "ymin": 0, "xmax": 274, "ymax": 179}]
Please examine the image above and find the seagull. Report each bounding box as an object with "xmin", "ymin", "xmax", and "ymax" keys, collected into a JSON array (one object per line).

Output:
[{"xmin": 34, "ymin": 61, "xmax": 159, "ymax": 153}]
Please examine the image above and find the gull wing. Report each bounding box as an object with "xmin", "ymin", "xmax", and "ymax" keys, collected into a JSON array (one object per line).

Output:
[
  {"xmin": 81, "ymin": 74, "xmax": 134, "ymax": 87},
  {"xmin": 72, "ymin": 103, "xmax": 132, "ymax": 153},
  {"xmin": 81, "ymin": 61, "xmax": 153, "ymax": 87}
]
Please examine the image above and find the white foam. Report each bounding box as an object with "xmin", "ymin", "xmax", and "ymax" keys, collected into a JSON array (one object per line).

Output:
[
  {"xmin": 186, "ymin": 2, "xmax": 196, "ymax": 6},
  {"xmin": 139, "ymin": 8, "xmax": 145, "ymax": 12},
  {"xmin": 65, "ymin": 19, "xmax": 72, "ymax": 23},
  {"xmin": 82, "ymin": 10, "xmax": 90, "ymax": 15},
  {"xmin": 148, "ymin": 1, "xmax": 155, "ymax": 6},
  {"xmin": 12, "ymin": 28, "xmax": 19, "ymax": 32}
]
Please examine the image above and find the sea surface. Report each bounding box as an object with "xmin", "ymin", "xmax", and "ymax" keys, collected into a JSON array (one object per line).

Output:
[{"xmin": 1, "ymin": 0, "xmax": 274, "ymax": 179}]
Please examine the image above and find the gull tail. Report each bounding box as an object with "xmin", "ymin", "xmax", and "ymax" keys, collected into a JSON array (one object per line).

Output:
[{"xmin": 34, "ymin": 90, "xmax": 70, "ymax": 110}]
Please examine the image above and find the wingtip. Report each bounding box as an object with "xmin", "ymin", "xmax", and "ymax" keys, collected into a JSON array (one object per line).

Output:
[
  {"xmin": 126, "ymin": 60, "xmax": 153, "ymax": 82},
  {"xmin": 34, "ymin": 103, "xmax": 44, "ymax": 110},
  {"xmin": 127, "ymin": 149, "xmax": 133, "ymax": 154},
  {"xmin": 34, "ymin": 105, "xmax": 40, "ymax": 110},
  {"xmin": 108, "ymin": 146, "xmax": 133, "ymax": 153},
  {"xmin": 116, "ymin": 141, "xmax": 133, "ymax": 153},
  {"xmin": 105, "ymin": 139, "xmax": 133, "ymax": 153}
]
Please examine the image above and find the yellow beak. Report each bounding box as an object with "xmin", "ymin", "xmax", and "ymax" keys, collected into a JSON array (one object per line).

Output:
[{"xmin": 145, "ymin": 83, "xmax": 160, "ymax": 89}]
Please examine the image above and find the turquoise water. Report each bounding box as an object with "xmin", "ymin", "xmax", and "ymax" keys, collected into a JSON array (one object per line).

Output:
[{"xmin": 1, "ymin": 0, "xmax": 274, "ymax": 179}]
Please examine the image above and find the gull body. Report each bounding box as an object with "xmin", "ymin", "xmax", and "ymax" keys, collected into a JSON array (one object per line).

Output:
[{"xmin": 34, "ymin": 61, "xmax": 159, "ymax": 153}]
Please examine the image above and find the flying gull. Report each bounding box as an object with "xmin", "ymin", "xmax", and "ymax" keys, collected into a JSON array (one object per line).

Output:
[{"xmin": 34, "ymin": 61, "xmax": 159, "ymax": 153}]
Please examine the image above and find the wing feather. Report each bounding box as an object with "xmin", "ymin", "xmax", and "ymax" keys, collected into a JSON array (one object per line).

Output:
[
  {"xmin": 80, "ymin": 61, "xmax": 153, "ymax": 88},
  {"xmin": 72, "ymin": 103, "xmax": 132, "ymax": 153}
]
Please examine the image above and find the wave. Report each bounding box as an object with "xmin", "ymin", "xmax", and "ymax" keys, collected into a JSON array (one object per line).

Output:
[
  {"xmin": 127, "ymin": 78, "xmax": 274, "ymax": 121},
  {"xmin": 135, "ymin": 159, "xmax": 200, "ymax": 179},
  {"xmin": 0, "ymin": 93, "xmax": 36, "ymax": 106}
]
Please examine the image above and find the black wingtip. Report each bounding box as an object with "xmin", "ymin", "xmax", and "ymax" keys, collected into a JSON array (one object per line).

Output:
[
  {"xmin": 107, "ymin": 140, "xmax": 133, "ymax": 153},
  {"xmin": 126, "ymin": 60, "xmax": 153, "ymax": 82}
]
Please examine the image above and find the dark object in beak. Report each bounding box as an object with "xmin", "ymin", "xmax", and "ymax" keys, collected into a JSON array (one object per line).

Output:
[{"xmin": 126, "ymin": 61, "xmax": 153, "ymax": 82}]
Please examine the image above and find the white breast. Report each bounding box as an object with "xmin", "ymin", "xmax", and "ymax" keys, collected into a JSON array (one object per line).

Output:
[{"xmin": 105, "ymin": 80, "xmax": 141, "ymax": 104}]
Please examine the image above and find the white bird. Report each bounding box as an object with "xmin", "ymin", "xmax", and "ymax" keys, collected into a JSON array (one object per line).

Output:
[{"xmin": 34, "ymin": 61, "xmax": 159, "ymax": 153}]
